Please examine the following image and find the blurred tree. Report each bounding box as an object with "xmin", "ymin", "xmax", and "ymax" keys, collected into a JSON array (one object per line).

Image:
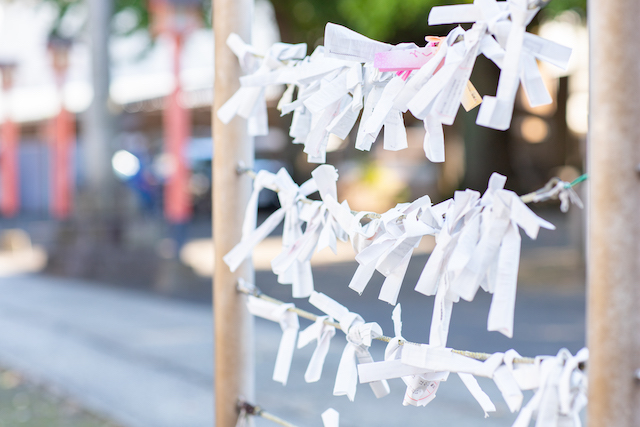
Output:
[
  {"xmin": 43, "ymin": 0, "xmax": 585, "ymax": 45},
  {"xmin": 271, "ymin": 0, "xmax": 586, "ymax": 47}
]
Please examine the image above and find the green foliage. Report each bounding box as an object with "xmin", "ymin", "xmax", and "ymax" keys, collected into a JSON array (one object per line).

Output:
[
  {"xmin": 272, "ymin": 0, "xmax": 586, "ymax": 49},
  {"xmin": 271, "ymin": 0, "xmax": 460, "ymax": 47},
  {"xmin": 336, "ymin": 0, "xmax": 468, "ymax": 41},
  {"xmin": 540, "ymin": 0, "xmax": 587, "ymax": 19},
  {"xmin": 114, "ymin": 0, "xmax": 150, "ymax": 35}
]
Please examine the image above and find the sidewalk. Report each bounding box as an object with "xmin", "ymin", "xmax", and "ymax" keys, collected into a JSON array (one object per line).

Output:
[
  {"xmin": 0, "ymin": 274, "xmax": 543, "ymax": 427},
  {"xmin": 0, "ymin": 275, "xmax": 214, "ymax": 427}
]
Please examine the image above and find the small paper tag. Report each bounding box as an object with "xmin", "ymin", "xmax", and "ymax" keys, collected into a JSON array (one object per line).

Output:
[{"xmin": 461, "ymin": 80, "xmax": 482, "ymax": 112}]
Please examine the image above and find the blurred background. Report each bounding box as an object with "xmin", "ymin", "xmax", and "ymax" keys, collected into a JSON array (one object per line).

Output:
[{"xmin": 0, "ymin": 0, "xmax": 589, "ymax": 426}]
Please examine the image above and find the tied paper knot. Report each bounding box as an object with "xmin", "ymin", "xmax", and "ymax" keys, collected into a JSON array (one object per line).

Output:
[
  {"xmin": 321, "ymin": 408, "xmax": 339, "ymax": 427},
  {"xmin": 379, "ymin": 306, "xmax": 451, "ymax": 408},
  {"xmin": 223, "ymin": 167, "xmax": 319, "ymax": 298},
  {"xmin": 270, "ymin": 165, "xmax": 346, "ymax": 297},
  {"xmin": 400, "ymin": 344, "xmax": 505, "ymax": 413},
  {"xmin": 415, "ymin": 172, "xmax": 555, "ymax": 344},
  {"xmin": 297, "ymin": 315, "xmax": 336, "ymax": 383},
  {"xmin": 338, "ymin": 317, "xmax": 389, "ymax": 401},
  {"xmin": 246, "ymin": 295, "xmax": 299, "ymax": 385},
  {"xmin": 217, "ymin": 34, "xmax": 307, "ymax": 136},
  {"xmin": 220, "ymin": 3, "xmax": 571, "ymax": 163},
  {"xmin": 513, "ymin": 348, "xmax": 589, "ymax": 427},
  {"xmin": 309, "ymin": 291, "xmax": 390, "ymax": 401},
  {"xmin": 429, "ymin": 0, "xmax": 572, "ymax": 131},
  {"xmin": 349, "ymin": 194, "xmax": 436, "ymax": 305},
  {"xmin": 388, "ymin": 305, "xmax": 445, "ymax": 408},
  {"xmin": 530, "ymin": 179, "xmax": 584, "ymax": 213}
]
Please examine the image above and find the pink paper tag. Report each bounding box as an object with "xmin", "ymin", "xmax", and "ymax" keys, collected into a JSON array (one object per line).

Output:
[{"xmin": 374, "ymin": 40, "xmax": 441, "ymax": 73}]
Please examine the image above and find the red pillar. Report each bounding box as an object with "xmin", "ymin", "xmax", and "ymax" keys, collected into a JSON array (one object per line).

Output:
[
  {"xmin": 51, "ymin": 107, "xmax": 75, "ymax": 219},
  {"xmin": 0, "ymin": 116, "xmax": 19, "ymax": 217},
  {"xmin": 48, "ymin": 37, "xmax": 75, "ymax": 219},
  {"xmin": 163, "ymin": 32, "xmax": 192, "ymax": 223},
  {"xmin": 0, "ymin": 64, "xmax": 19, "ymax": 217}
]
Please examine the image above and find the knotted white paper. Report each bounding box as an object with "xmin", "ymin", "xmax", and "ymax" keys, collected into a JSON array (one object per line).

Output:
[
  {"xmin": 429, "ymin": 0, "xmax": 572, "ymax": 131},
  {"xmin": 414, "ymin": 173, "xmax": 555, "ymax": 342},
  {"xmin": 217, "ymin": 35, "xmax": 307, "ymax": 135},
  {"xmin": 512, "ymin": 348, "xmax": 588, "ymax": 427},
  {"xmin": 230, "ymin": 166, "xmax": 558, "ymax": 343},
  {"xmin": 224, "ymin": 167, "xmax": 320, "ymax": 298},
  {"xmin": 529, "ymin": 179, "xmax": 584, "ymax": 213},
  {"xmin": 321, "ymin": 408, "xmax": 340, "ymax": 427},
  {"xmin": 247, "ymin": 296, "xmax": 299, "ymax": 385},
  {"xmin": 389, "ymin": 305, "xmax": 445, "ymax": 407},
  {"xmin": 309, "ymin": 291, "xmax": 390, "ymax": 401},
  {"xmin": 298, "ymin": 316, "xmax": 336, "ymax": 383},
  {"xmin": 220, "ymin": 5, "xmax": 571, "ymax": 162},
  {"xmin": 494, "ymin": 349, "xmax": 525, "ymax": 413}
]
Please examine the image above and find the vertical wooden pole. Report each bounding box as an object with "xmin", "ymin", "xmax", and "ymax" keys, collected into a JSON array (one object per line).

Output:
[
  {"xmin": 587, "ymin": 0, "xmax": 640, "ymax": 425},
  {"xmin": 213, "ymin": 0, "xmax": 254, "ymax": 426}
]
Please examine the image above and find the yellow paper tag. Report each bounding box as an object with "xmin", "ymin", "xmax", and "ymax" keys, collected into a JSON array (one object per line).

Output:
[{"xmin": 461, "ymin": 80, "xmax": 482, "ymax": 112}]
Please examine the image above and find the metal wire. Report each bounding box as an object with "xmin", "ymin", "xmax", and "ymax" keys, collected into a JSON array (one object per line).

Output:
[
  {"xmin": 238, "ymin": 282, "xmax": 536, "ymax": 364},
  {"xmin": 238, "ymin": 164, "xmax": 586, "ymax": 210},
  {"xmin": 238, "ymin": 401, "xmax": 300, "ymax": 427}
]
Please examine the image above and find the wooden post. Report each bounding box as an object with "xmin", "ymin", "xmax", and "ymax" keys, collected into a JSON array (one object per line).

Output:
[
  {"xmin": 213, "ymin": 0, "xmax": 254, "ymax": 426},
  {"xmin": 587, "ymin": 0, "xmax": 640, "ymax": 425}
]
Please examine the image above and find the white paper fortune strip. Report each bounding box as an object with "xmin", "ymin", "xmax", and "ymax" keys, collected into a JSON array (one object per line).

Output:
[
  {"xmin": 227, "ymin": 166, "xmax": 568, "ymax": 344},
  {"xmin": 217, "ymin": 0, "xmax": 571, "ymax": 162},
  {"xmin": 399, "ymin": 344, "xmax": 589, "ymax": 427},
  {"xmin": 297, "ymin": 315, "xmax": 336, "ymax": 383},
  {"xmin": 243, "ymin": 285, "xmax": 588, "ymax": 425},
  {"xmin": 247, "ymin": 295, "xmax": 299, "ymax": 385},
  {"xmin": 383, "ymin": 304, "xmax": 445, "ymax": 407},
  {"xmin": 309, "ymin": 291, "xmax": 390, "ymax": 401},
  {"xmin": 362, "ymin": 327, "xmax": 587, "ymax": 425},
  {"xmin": 512, "ymin": 348, "xmax": 589, "ymax": 427},
  {"xmin": 223, "ymin": 167, "xmax": 321, "ymax": 298},
  {"xmin": 415, "ymin": 172, "xmax": 555, "ymax": 342},
  {"xmin": 321, "ymin": 408, "xmax": 340, "ymax": 427}
]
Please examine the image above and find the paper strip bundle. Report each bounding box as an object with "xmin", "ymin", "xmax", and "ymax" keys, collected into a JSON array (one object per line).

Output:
[
  {"xmin": 245, "ymin": 285, "xmax": 588, "ymax": 427},
  {"xmin": 217, "ymin": 0, "xmax": 572, "ymax": 163},
  {"xmin": 225, "ymin": 165, "xmax": 561, "ymax": 342}
]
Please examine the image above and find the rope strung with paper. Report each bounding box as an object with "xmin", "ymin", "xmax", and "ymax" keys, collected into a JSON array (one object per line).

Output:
[
  {"xmin": 224, "ymin": 165, "xmax": 585, "ymax": 339},
  {"xmin": 240, "ymin": 281, "xmax": 588, "ymax": 425},
  {"xmin": 216, "ymin": 0, "xmax": 572, "ymax": 164}
]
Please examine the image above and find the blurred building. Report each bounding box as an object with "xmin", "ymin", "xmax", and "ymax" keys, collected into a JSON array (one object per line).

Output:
[{"xmin": 0, "ymin": 0, "xmax": 282, "ymax": 218}]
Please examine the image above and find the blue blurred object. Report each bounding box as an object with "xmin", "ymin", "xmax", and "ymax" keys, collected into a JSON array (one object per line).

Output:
[{"xmin": 111, "ymin": 138, "xmax": 290, "ymax": 215}]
